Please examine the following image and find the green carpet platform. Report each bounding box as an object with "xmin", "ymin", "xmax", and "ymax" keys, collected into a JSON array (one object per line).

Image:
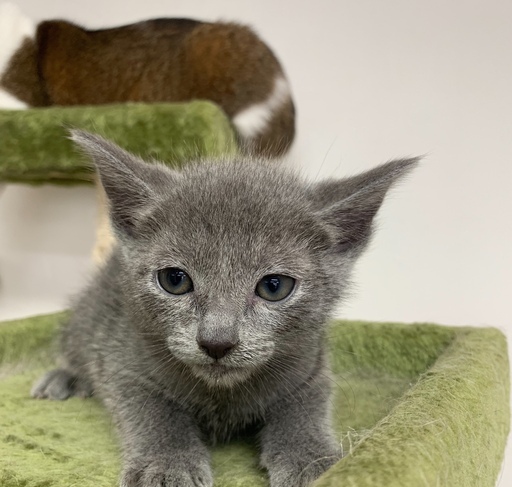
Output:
[
  {"xmin": 0, "ymin": 102, "xmax": 237, "ymax": 185},
  {"xmin": 0, "ymin": 312, "xmax": 508, "ymax": 487}
]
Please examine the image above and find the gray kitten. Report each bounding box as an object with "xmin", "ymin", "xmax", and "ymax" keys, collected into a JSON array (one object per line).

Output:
[{"xmin": 32, "ymin": 131, "xmax": 418, "ymax": 487}]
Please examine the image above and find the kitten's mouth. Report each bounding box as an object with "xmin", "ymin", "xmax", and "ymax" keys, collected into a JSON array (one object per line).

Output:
[
  {"xmin": 199, "ymin": 362, "xmax": 239, "ymax": 375},
  {"xmin": 191, "ymin": 362, "xmax": 252, "ymax": 387}
]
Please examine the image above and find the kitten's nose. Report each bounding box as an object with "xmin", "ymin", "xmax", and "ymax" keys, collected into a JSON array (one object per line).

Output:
[{"xmin": 198, "ymin": 339, "xmax": 238, "ymax": 360}]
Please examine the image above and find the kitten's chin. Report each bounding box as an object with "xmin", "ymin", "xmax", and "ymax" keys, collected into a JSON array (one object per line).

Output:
[{"xmin": 191, "ymin": 363, "xmax": 254, "ymax": 388}]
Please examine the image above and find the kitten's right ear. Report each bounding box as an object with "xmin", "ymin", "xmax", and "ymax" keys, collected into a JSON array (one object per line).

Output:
[{"xmin": 71, "ymin": 130, "xmax": 174, "ymax": 237}]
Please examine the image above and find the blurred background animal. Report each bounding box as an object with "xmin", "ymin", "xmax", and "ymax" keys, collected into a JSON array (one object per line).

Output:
[{"xmin": 0, "ymin": 4, "xmax": 295, "ymax": 157}]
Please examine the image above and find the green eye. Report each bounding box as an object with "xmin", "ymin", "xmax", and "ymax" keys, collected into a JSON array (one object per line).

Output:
[
  {"xmin": 256, "ymin": 275, "xmax": 296, "ymax": 302},
  {"xmin": 157, "ymin": 268, "xmax": 194, "ymax": 295}
]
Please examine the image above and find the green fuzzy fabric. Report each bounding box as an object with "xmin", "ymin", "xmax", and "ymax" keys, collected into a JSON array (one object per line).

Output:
[
  {"xmin": 0, "ymin": 313, "xmax": 508, "ymax": 487},
  {"xmin": 0, "ymin": 102, "xmax": 237, "ymax": 185}
]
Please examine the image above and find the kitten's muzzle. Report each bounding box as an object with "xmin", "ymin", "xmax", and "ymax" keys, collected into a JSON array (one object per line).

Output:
[{"xmin": 197, "ymin": 337, "xmax": 239, "ymax": 360}]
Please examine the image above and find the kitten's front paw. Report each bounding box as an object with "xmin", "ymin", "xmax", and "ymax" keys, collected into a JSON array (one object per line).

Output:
[
  {"xmin": 31, "ymin": 368, "xmax": 92, "ymax": 400},
  {"xmin": 266, "ymin": 448, "xmax": 341, "ymax": 487},
  {"xmin": 121, "ymin": 455, "xmax": 213, "ymax": 487}
]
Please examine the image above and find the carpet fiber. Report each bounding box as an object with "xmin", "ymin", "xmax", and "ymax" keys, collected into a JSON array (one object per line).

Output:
[
  {"xmin": 0, "ymin": 313, "xmax": 508, "ymax": 486},
  {"xmin": 0, "ymin": 102, "xmax": 237, "ymax": 185}
]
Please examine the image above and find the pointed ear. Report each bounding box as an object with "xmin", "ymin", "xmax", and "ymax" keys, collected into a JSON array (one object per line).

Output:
[
  {"xmin": 70, "ymin": 130, "xmax": 174, "ymax": 237},
  {"xmin": 309, "ymin": 158, "xmax": 419, "ymax": 252}
]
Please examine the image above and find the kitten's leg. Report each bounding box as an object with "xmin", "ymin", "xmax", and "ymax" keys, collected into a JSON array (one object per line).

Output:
[
  {"xmin": 31, "ymin": 368, "xmax": 93, "ymax": 400},
  {"xmin": 260, "ymin": 372, "xmax": 342, "ymax": 487},
  {"xmin": 110, "ymin": 387, "xmax": 212, "ymax": 487}
]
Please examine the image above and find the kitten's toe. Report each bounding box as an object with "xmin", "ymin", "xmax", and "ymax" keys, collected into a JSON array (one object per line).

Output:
[
  {"xmin": 161, "ymin": 463, "xmax": 213, "ymax": 487},
  {"xmin": 119, "ymin": 468, "xmax": 139, "ymax": 487},
  {"xmin": 121, "ymin": 456, "xmax": 213, "ymax": 487},
  {"xmin": 266, "ymin": 449, "xmax": 341, "ymax": 487},
  {"xmin": 187, "ymin": 468, "xmax": 213, "ymax": 487},
  {"xmin": 31, "ymin": 368, "xmax": 89, "ymax": 400}
]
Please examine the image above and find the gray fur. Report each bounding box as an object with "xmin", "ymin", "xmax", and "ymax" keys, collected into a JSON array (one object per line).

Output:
[{"xmin": 33, "ymin": 131, "xmax": 418, "ymax": 487}]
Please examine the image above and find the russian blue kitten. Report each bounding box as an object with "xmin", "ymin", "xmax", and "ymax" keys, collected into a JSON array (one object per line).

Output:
[{"xmin": 32, "ymin": 131, "xmax": 418, "ymax": 487}]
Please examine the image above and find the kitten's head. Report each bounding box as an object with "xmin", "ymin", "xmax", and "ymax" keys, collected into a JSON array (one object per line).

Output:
[{"xmin": 73, "ymin": 131, "xmax": 418, "ymax": 387}]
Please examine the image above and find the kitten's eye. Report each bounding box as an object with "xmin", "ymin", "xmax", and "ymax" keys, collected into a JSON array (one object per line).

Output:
[
  {"xmin": 256, "ymin": 275, "xmax": 295, "ymax": 302},
  {"xmin": 157, "ymin": 268, "xmax": 194, "ymax": 295}
]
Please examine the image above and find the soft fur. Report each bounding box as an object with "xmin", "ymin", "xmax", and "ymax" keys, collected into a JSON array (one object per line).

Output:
[{"xmin": 31, "ymin": 132, "xmax": 417, "ymax": 487}]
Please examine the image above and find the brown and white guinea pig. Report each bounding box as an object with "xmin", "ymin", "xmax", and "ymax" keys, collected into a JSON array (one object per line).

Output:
[{"xmin": 0, "ymin": 3, "xmax": 295, "ymax": 157}]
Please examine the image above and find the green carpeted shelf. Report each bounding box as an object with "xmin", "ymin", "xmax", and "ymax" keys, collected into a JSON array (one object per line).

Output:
[
  {"xmin": 0, "ymin": 313, "xmax": 508, "ymax": 487},
  {"xmin": 0, "ymin": 102, "xmax": 238, "ymax": 185}
]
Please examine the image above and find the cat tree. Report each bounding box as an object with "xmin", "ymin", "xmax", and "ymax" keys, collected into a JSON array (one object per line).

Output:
[{"xmin": 0, "ymin": 104, "xmax": 509, "ymax": 486}]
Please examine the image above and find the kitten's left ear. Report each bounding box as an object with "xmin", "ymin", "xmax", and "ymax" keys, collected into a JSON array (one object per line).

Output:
[
  {"xmin": 309, "ymin": 158, "xmax": 420, "ymax": 253},
  {"xmin": 71, "ymin": 130, "xmax": 175, "ymax": 237}
]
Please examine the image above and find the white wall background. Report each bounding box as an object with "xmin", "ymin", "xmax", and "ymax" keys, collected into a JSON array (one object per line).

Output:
[{"xmin": 0, "ymin": 0, "xmax": 510, "ymax": 484}]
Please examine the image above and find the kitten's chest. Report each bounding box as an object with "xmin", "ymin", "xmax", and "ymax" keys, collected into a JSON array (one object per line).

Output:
[{"xmin": 190, "ymin": 387, "xmax": 267, "ymax": 443}]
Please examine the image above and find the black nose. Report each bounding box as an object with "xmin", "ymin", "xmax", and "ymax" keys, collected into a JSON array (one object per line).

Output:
[{"xmin": 198, "ymin": 339, "xmax": 237, "ymax": 360}]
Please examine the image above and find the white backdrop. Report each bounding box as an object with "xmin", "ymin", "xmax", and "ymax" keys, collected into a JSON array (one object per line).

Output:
[{"xmin": 0, "ymin": 0, "xmax": 510, "ymax": 484}]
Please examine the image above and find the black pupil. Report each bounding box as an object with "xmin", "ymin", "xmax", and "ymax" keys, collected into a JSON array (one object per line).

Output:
[
  {"xmin": 169, "ymin": 270, "xmax": 185, "ymax": 286},
  {"xmin": 266, "ymin": 276, "xmax": 281, "ymax": 293}
]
